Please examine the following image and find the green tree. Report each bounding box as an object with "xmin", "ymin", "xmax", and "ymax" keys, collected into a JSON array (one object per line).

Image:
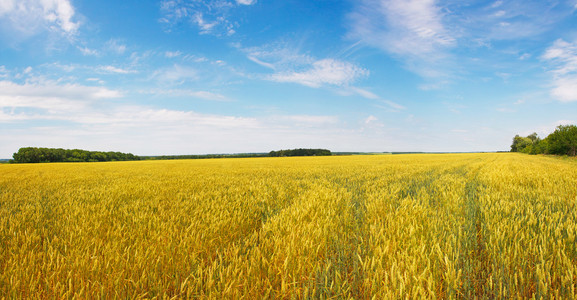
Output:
[
  {"xmin": 510, "ymin": 135, "xmax": 532, "ymax": 152},
  {"xmin": 547, "ymin": 125, "xmax": 577, "ymax": 156}
]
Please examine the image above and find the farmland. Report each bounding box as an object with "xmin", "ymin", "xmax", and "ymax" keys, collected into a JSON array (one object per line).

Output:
[{"xmin": 1, "ymin": 153, "xmax": 576, "ymax": 298}]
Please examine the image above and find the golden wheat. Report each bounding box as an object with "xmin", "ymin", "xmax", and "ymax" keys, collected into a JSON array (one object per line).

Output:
[{"xmin": 0, "ymin": 153, "xmax": 576, "ymax": 298}]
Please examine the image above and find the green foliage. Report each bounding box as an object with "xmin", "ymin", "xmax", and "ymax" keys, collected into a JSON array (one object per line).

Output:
[
  {"xmin": 268, "ymin": 148, "xmax": 332, "ymax": 157},
  {"xmin": 511, "ymin": 135, "xmax": 533, "ymax": 153},
  {"xmin": 547, "ymin": 125, "xmax": 577, "ymax": 156},
  {"xmin": 511, "ymin": 125, "xmax": 577, "ymax": 156},
  {"xmin": 12, "ymin": 147, "xmax": 140, "ymax": 163}
]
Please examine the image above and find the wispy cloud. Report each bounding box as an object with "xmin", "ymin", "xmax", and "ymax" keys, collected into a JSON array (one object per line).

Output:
[
  {"xmin": 347, "ymin": 0, "xmax": 455, "ymax": 83},
  {"xmin": 192, "ymin": 12, "xmax": 220, "ymax": 34},
  {"xmin": 244, "ymin": 43, "xmax": 368, "ymax": 89},
  {"xmin": 460, "ymin": 0, "xmax": 575, "ymax": 42},
  {"xmin": 348, "ymin": 0, "xmax": 454, "ymax": 59},
  {"xmin": 346, "ymin": 0, "xmax": 576, "ymax": 83},
  {"xmin": 151, "ymin": 64, "xmax": 198, "ymax": 85},
  {"xmin": 99, "ymin": 65, "xmax": 136, "ymax": 74},
  {"xmin": 339, "ymin": 87, "xmax": 405, "ymax": 111},
  {"xmin": 105, "ymin": 39, "xmax": 127, "ymax": 55},
  {"xmin": 159, "ymin": 0, "xmax": 253, "ymax": 36},
  {"xmin": 364, "ymin": 115, "xmax": 378, "ymax": 125},
  {"xmin": 78, "ymin": 46, "xmax": 99, "ymax": 56},
  {"xmin": 247, "ymin": 56, "xmax": 276, "ymax": 69},
  {"xmin": 270, "ymin": 59, "xmax": 368, "ymax": 88},
  {"xmin": 542, "ymin": 38, "xmax": 577, "ymax": 102},
  {"xmin": 347, "ymin": 87, "xmax": 379, "ymax": 100},
  {"xmin": 243, "ymin": 43, "xmax": 313, "ymax": 70},
  {"xmin": 165, "ymin": 51, "xmax": 182, "ymax": 58}
]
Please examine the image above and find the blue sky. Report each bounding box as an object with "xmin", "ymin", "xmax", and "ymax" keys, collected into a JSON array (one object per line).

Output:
[{"xmin": 0, "ymin": 0, "xmax": 576, "ymax": 157}]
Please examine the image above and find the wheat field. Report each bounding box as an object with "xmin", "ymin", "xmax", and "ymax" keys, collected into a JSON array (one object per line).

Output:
[{"xmin": 1, "ymin": 153, "xmax": 576, "ymax": 298}]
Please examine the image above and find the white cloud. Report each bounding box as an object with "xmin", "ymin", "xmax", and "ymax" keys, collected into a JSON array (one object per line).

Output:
[
  {"xmin": 0, "ymin": 0, "xmax": 79, "ymax": 37},
  {"xmin": 270, "ymin": 59, "xmax": 368, "ymax": 88},
  {"xmin": 542, "ymin": 39, "xmax": 577, "ymax": 75},
  {"xmin": 0, "ymin": 0, "xmax": 15, "ymax": 15},
  {"xmin": 542, "ymin": 39, "xmax": 577, "ymax": 102},
  {"xmin": 236, "ymin": 0, "xmax": 256, "ymax": 5},
  {"xmin": 0, "ymin": 79, "xmax": 257, "ymax": 134},
  {"xmin": 44, "ymin": 0, "xmax": 78, "ymax": 33},
  {"xmin": 550, "ymin": 76, "xmax": 577, "ymax": 102}
]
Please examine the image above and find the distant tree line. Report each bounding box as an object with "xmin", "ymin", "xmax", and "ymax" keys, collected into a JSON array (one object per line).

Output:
[
  {"xmin": 12, "ymin": 147, "xmax": 140, "ymax": 163},
  {"xmin": 142, "ymin": 153, "xmax": 268, "ymax": 160},
  {"xmin": 10, "ymin": 147, "xmax": 334, "ymax": 163},
  {"xmin": 269, "ymin": 148, "xmax": 332, "ymax": 157},
  {"xmin": 511, "ymin": 125, "xmax": 577, "ymax": 156}
]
